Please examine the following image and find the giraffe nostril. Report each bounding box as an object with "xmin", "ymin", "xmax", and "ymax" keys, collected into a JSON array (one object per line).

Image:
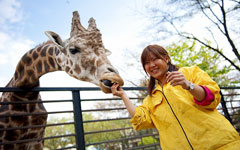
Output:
[{"xmin": 108, "ymin": 67, "xmax": 116, "ymax": 73}]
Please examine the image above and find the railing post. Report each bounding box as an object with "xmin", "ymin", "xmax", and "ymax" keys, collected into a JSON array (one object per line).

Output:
[
  {"xmin": 220, "ymin": 91, "xmax": 233, "ymax": 124},
  {"xmin": 72, "ymin": 90, "xmax": 85, "ymax": 150}
]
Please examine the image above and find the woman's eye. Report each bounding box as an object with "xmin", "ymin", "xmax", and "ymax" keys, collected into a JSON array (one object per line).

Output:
[{"xmin": 69, "ymin": 48, "xmax": 80, "ymax": 54}]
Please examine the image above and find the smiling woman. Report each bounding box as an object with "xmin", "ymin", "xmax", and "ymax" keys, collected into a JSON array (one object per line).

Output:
[{"xmin": 111, "ymin": 44, "xmax": 240, "ymax": 150}]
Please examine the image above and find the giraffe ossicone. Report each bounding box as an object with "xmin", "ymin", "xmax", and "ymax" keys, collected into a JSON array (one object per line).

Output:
[{"xmin": 0, "ymin": 11, "xmax": 123, "ymax": 149}]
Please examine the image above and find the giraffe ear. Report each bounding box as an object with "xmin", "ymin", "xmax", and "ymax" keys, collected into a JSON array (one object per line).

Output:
[
  {"xmin": 105, "ymin": 49, "xmax": 112, "ymax": 56},
  {"xmin": 45, "ymin": 31, "xmax": 64, "ymax": 48}
]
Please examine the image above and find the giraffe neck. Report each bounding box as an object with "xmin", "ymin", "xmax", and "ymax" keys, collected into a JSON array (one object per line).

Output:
[{"xmin": 10, "ymin": 42, "xmax": 62, "ymax": 88}]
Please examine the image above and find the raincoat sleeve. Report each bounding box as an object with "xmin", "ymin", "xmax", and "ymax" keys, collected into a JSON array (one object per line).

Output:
[
  {"xmin": 130, "ymin": 96, "xmax": 155, "ymax": 130},
  {"xmin": 182, "ymin": 66, "xmax": 221, "ymax": 110}
]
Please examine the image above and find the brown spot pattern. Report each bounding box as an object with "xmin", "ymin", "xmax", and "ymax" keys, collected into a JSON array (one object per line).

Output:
[
  {"xmin": 5, "ymin": 129, "xmax": 19, "ymax": 141},
  {"xmin": 14, "ymin": 72, "xmax": 19, "ymax": 80},
  {"xmin": 29, "ymin": 49, "xmax": 34, "ymax": 54},
  {"xmin": 11, "ymin": 104, "xmax": 28, "ymax": 112},
  {"xmin": 65, "ymin": 66, "xmax": 70, "ymax": 72},
  {"xmin": 41, "ymin": 45, "xmax": 49, "ymax": 57},
  {"xmin": 44, "ymin": 61, "xmax": 50, "ymax": 72},
  {"xmin": 37, "ymin": 61, "xmax": 42, "ymax": 73},
  {"xmin": 32, "ymin": 51, "xmax": 38, "ymax": 60},
  {"xmin": 48, "ymin": 57, "xmax": 55, "ymax": 68},
  {"xmin": 90, "ymin": 67, "xmax": 96, "ymax": 75},
  {"xmin": 27, "ymin": 70, "xmax": 34, "ymax": 76},
  {"xmin": 37, "ymin": 46, "xmax": 42, "ymax": 52},
  {"xmin": 55, "ymin": 47, "xmax": 60, "ymax": 55},
  {"xmin": 96, "ymin": 59, "xmax": 103, "ymax": 67},
  {"xmin": 57, "ymin": 58, "xmax": 62, "ymax": 64},
  {"xmin": 29, "ymin": 104, "xmax": 36, "ymax": 112},
  {"xmin": 74, "ymin": 64, "xmax": 81, "ymax": 74},
  {"xmin": 17, "ymin": 63, "xmax": 24, "ymax": 79},
  {"xmin": 48, "ymin": 47, "xmax": 54, "ymax": 56},
  {"xmin": 0, "ymin": 104, "xmax": 8, "ymax": 112}
]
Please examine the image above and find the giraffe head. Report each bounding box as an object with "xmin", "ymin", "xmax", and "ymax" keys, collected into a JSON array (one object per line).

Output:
[{"xmin": 44, "ymin": 11, "xmax": 123, "ymax": 93}]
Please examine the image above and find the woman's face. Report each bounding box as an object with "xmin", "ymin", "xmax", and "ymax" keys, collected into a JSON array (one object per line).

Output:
[{"xmin": 144, "ymin": 52, "xmax": 169, "ymax": 81}]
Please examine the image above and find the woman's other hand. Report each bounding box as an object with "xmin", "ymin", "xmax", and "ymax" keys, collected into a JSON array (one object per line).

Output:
[{"xmin": 166, "ymin": 71, "xmax": 190, "ymax": 90}]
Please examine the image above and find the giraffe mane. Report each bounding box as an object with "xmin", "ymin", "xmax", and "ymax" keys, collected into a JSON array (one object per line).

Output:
[{"xmin": 34, "ymin": 40, "xmax": 54, "ymax": 48}]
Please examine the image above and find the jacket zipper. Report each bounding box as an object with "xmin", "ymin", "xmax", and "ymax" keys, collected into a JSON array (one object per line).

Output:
[{"xmin": 161, "ymin": 86, "xmax": 194, "ymax": 150}]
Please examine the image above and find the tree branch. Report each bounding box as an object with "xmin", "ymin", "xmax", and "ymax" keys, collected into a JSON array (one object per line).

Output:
[
  {"xmin": 220, "ymin": 0, "xmax": 240, "ymax": 61},
  {"xmin": 196, "ymin": 0, "xmax": 225, "ymax": 35},
  {"xmin": 184, "ymin": 34, "xmax": 240, "ymax": 71}
]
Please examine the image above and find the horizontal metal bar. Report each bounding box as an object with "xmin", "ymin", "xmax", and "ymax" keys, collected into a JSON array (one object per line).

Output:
[
  {"xmin": 0, "ymin": 87, "xmax": 100, "ymax": 92},
  {"xmin": 83, "ymin": 117, "xmax": 130, "ymax": 123},
  {"xmin": 81, "ymin": 98, "xmax": 122, "ymax": 101},
  {"xmin": 85, "ymin": 127, "xmax": 133, "ymax": 135},
  {"xmin": 81, "ymin": 97, "xmax": 144, "ymax": 102},
  {"xmin": 226, "ymin": 106, "xmax": 240, "ymax": 110},
  {"xmin": 44, "ymin": 134, "xmax": 76, "ymax": 140},
  {"xmin": 82, "ymin": 107, "xmax": 126, "ymax": 112},
  {"xmin": 221, "ymin": 93, "xmax": 240, "ymax": 96},
  {"xmin": 0, "ymin": 87, "xmax": 147, "ymax": 92},
  {"xmin": 0, "ymin": 86, "xmax": 239, "ymax": 92},
  {"xmin": 126, "ymin": 143, "xmax": 160, "ymax": 150},
  {"xmin": 224, "ymin": 100, "xmax": 240, "ymax": 102},
  {"xmin": 55, "ymin": 146, "xmax": 78, "ymax": 150},
  {"xmin": 0, "ymin": 110, "xmax": 73, "ymax": 118},
  {"xmin": 0, "ymin": 134, "xmax": 75, "ymax": 145},
  {"xmin": 220, "ymin": 87, "xmax": 240, "ymax": 89},
  {"xmin": 85, "ymin": 133, "xmax": 159, "ymax": 146},
  {"xmin": 0, "ymin": 99, "xmax": 73, "ymax": 105},
  {"xmin": 0, "ymin": 122, "xmax": 74, "ymax": 131}
]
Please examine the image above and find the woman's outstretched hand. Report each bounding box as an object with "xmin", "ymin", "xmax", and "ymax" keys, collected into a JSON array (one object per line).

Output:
[
  {"xmin": 111, "ymin": 83, "xmax": 126, "ymax": 98},
  {"xmin": 111, "ymin": 83, "xmax": 136, "ymax": 118}
]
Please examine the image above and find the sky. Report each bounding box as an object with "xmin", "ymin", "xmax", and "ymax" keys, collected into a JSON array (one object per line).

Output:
[{"xmin": 0, "ymin": 0, "xmax": 154, "ymax": 112}]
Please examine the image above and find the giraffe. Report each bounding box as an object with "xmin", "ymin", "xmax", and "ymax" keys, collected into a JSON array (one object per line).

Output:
[{"xmin": 0, "ymin": 11, "xmax": 124, "ymax": 150}]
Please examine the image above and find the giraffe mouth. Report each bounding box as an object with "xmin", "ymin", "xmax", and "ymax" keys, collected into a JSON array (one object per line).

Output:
[
  {"xmin": 100, "ymin": 80, "xmax": 115, "ymax": 88},
  {"xmin": 99, "ymin": 72, "xmax": 124, "ymax": 93}
]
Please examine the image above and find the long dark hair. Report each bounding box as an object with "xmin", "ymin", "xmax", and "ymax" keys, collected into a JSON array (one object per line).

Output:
[{"xmin": 141, "ymin": 45, "xmax": 178, "ymax": 96}]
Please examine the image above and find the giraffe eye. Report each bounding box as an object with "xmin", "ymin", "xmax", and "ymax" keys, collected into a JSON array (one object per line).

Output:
[{"xmin": 69, "ymin": 48, "xmax": 81, "ymax": 54}]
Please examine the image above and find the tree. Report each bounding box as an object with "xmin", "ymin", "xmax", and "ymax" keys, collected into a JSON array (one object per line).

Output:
[
  {"xmin": 140, "ymin": 0, "xmax": 240, "ymax": 71},
  {"xmin": 138, "ymin": 136, "xmax": 158, "ymax": 147},
  {"xmin": 44, "ymin": 115, "xmax": 75, "ymax": 149},
  {"xmin": 166, "ymin": 40, "xmax": 238, "ymax": 86}
]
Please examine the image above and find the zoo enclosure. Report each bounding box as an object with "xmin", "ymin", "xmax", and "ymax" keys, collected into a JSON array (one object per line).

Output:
[{"xmin": 0, "ymin": 86, "xmax": 239, "ymax": 150}]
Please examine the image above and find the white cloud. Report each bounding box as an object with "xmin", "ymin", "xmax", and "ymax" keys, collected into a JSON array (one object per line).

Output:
[
  {"xmin": 0, "ymin": 0, "xmax": 23, "ymax": 25},
  {"xmin": 0, "ymin": 32, "xmax": 11, "ymax": 49},
  {"xmin": 0, "ymin": 31, "xmax": 34, "ymax": 67},
  {"xmin": 0, "ymin": 34, "xmax": 34, "ymax": 87},
  {"xmin": 9, "ymin": 38, "xmax": 35, "ymax": 66},
  {"xmin": 0, "ymin": 53, "xmax": 8, "ymax": 65}
]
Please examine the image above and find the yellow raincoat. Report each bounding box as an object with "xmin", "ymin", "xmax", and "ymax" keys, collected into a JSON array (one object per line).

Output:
[{"xmin": 131, "ymin": 66, "xmax": 240, "ymax": 150}]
